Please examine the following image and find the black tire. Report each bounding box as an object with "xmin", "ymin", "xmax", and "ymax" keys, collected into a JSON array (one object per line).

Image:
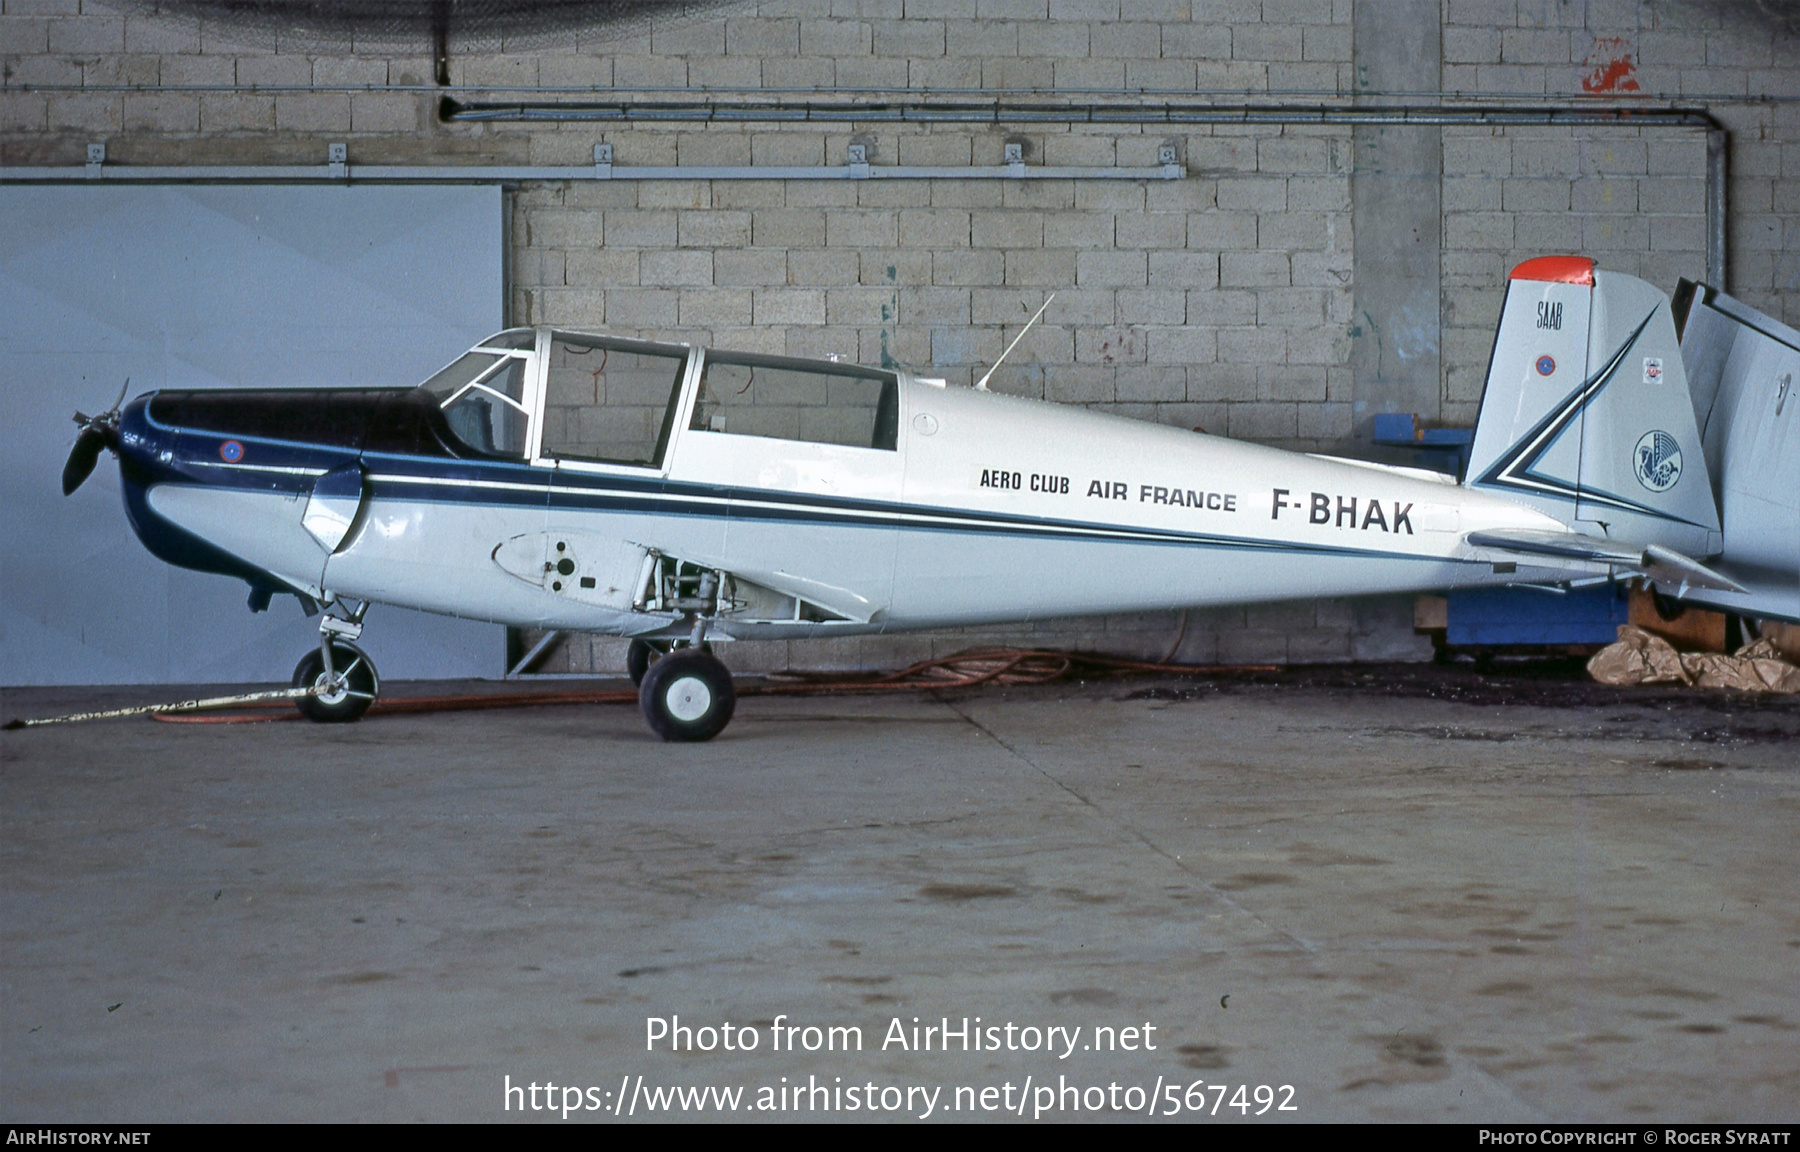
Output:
[
  {"xmin": 626, "ymin": 638, "xmax": 661, "ymax": 686},
  {"xmin": 638, "ymin": 648, "xmax": 735, "ymax": 742},
  {"xmin": 627, "ymin": 639, "xmax": 705, "ymax": 684},
  {"xmin": 292, "ymin": 642, "xmax": 379, "ymax": 723}
]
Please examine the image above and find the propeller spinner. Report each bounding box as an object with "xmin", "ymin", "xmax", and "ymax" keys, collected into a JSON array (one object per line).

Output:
[{"xmin": 62, "ymin": 380, "xmax": 128, "ymax": 496}]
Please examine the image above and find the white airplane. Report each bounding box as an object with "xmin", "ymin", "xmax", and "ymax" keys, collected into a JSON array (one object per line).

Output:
[{"xmin": 61, "ymin": 255, "xmax": 1795, "ymax": 740}]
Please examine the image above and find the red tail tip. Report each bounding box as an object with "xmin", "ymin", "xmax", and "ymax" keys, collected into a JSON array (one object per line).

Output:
[{"xmin": 1509, "ymin": 255, "xmax": 1596, "ymax": 285}]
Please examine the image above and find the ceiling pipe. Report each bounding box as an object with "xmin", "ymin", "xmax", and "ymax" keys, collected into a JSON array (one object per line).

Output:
[
  {"xmin": 1706, "ymin": 127, "xmax": 1729, "ymax": 295},
  {"xmin": 438, "ymin": 96, "xmax": 1724, "ymax": 129},
  {"xmin": 0, "ymin": 151, "xmax": 1183, "ymax": 184}
]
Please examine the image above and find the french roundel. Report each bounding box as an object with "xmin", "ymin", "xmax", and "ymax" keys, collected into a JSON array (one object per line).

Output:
[
  {"xmin": 219, "ymin": 440, "xmax": 244, "ymax": 463},
  {"xmin": 1535, "ymin": 355, "xmax": 1556, "ymax": 376}
]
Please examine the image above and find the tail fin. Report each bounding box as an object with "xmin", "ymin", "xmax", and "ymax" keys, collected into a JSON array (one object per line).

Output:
[
  {"xmin": 1465, "ymin": 256, "xmax": 1721, "ymax": 557},
  {"xmin": 1669, "ymin": 280, "xmax": 1800, "ymax": 622}
]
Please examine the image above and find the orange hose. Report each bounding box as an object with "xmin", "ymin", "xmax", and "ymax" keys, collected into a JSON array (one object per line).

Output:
[{"xmin": 152, "ymin": 647, "xmax": 1279, "ymax": 724}]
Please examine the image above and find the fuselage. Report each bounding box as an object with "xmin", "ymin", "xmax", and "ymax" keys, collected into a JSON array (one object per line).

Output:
[{"xmin": 114, "ymin": 327, "xmax": 1583, "ymax": 641}]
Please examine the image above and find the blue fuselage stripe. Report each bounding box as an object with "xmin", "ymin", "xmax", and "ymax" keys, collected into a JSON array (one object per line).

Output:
[
  {"xmin": 136, "ymin": 432, "xmax": 1473, "ymax": 569},
  {"xmin": 362, "ymin": 459, "xmax": 1460, "ymax": 565}
]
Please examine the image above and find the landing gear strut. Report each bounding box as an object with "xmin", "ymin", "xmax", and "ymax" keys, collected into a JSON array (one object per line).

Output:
[
  {"xmin": 293, "ymin": 602, "xmax": 379, "ymax": 723},
  {"xmin": 635, "ymin": 567, "xmax": 734, "ymax": 741}
]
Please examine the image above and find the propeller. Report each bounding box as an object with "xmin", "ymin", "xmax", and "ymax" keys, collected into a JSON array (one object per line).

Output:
[{"xmin": 62, "ymin": 379, "xmax": 128, "ymax": 496}]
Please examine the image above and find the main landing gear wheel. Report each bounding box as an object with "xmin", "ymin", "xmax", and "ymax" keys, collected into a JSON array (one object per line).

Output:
[
  {"xmin": 626, "ymin": 638, "xmax": 665, "ymax": 686},
  {"xmin": 626, "ymin": 639, "xmax": 708, "ymax": 685},
  {"xmin": 638, "ymin": 648, "xmax": 735, "ymax": 742},
  {"xmin": 292, "ymin": 641, "xmax": 379, "ymax": 723}
]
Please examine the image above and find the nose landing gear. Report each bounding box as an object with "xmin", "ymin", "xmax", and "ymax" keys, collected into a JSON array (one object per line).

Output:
[{"xmin": 293, "ymin": 603, "xmax": 379, "ymax": 723}]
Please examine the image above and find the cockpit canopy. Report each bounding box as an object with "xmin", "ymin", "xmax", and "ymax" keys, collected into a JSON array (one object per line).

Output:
[{"xmin": 418, "ymin": 329, "xmax": 899, "ymax": 466}]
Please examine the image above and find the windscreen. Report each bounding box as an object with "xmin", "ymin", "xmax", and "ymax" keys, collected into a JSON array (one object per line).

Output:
[
  {"xmin": 431, "ymin": 354, "xmax": 530, "ymax": 458},
  {"xmin": 480, "ymin": 329, "xmax": 538, "ymax": 351},
  {"xmin": 420, "ymin": 351, "xmax": 501, "ymax": 400}
]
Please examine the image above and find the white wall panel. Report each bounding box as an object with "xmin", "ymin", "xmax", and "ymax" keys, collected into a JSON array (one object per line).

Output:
[{"xmin": 0, "ymin": 185, "xmax": 505, "ymax": 686}]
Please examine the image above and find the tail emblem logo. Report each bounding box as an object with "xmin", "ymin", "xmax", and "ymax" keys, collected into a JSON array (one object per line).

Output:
[
  {"xmin": 1536, "ymin": 355, "xmax": 1556, "ymax": 376},
  {"xmin": 1634, "ymin": 430, "xmax": 1682, "ymax": 492}
]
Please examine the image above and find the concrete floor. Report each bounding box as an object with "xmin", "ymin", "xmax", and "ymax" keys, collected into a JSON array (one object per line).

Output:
[{"xmin": 2, "ymin": 666, "xmax": 1796, "ymax": 1123}]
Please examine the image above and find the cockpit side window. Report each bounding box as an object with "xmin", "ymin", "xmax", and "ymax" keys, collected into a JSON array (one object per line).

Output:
[
  {"xmin": 540, "ymin": 336, "xmax": 688, "ymax": 468},
  {"xmin": 690, "ymin": 354, "xmax": 898, "ymax": 451},
  {"xmin": 437, "ymin": 356, "xmax": 530, "ymax": 458}
]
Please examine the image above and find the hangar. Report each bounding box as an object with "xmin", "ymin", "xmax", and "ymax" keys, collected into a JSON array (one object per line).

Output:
[{"xmin": 2, "ymin": 0, "xmax": 1796, "ymax": 1124}]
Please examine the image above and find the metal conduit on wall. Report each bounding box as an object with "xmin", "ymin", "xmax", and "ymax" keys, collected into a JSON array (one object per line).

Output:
[
  {"xmin": 445, "ymin": 98, "xmax": 1731, "ymax": 288},
  {"xmin": 0, "ymin": 145, "xmax": 1185, "ymax": 184},
  {"xmin": 438, "ymin": 96, "xmax": 1721, "ymax": 128},
  {"xmin": 1, "ymin": 99, "xmax": 1730, "ymax": 289}
]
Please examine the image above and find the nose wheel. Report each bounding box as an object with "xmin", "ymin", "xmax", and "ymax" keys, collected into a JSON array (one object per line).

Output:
[
  {"xmin": 293, "ymin": 603, "xmax": 378, "ymax": 723},
  {"xmin": 638, "ymin": 648, "xmax": 734, "ymax": 742},
  {"xmin": 292, "ymin": 640, "xmax": 379, "ymax": 723}
]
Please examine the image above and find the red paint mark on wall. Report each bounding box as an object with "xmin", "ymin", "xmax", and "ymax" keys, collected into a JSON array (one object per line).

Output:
[{"xmin": 1582, "ymin": 36, "xmax": 1641, "ymax": 93}]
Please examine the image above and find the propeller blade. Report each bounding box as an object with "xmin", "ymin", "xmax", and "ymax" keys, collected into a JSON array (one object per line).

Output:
[
  {"xmin": 62, "ymin": 379, "xmax": 131, "ymax": 495},
  {"xmin": 61, "ymin": 426, "xmax": 109, "ymax": 496}
]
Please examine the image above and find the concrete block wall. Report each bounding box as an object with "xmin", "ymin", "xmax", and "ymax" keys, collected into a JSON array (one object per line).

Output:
[
  {"xmin": 503, "ymin": 107, "xmax": 1372, "ymax": 672},
  {"xmin": 4, "ymin": 0, "xmax": 1796, "ymax": 676},
  {"xmin": 511, "ymin": 123, "xmax": 1355, "ymax": 447},
  {"xmin": 1433, "ymin": 0, "xmax": 1795, "ymax": 426},
  {"xmin": 1438, "ymin": 123, "xmax": 1710, "ymax": 425}
]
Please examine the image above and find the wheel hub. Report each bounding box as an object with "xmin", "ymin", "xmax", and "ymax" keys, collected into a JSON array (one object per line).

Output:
[
  {"xmin": 313, "ymin": 672, "xmax": 351, "ymax": 706},
  {"xmin": 664, "ymin": 676, "xmax": 712, "ymax": 721}
]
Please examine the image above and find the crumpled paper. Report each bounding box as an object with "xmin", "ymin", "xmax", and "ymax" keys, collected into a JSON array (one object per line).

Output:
[{"xmin": 1588, "ymin": 625, "xmax": 1800, "ymax": 693}]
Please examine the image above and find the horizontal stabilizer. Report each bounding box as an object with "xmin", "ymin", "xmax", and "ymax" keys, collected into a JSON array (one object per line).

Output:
[
  {"xmin": 1465, "ymin": 527, "xmax": 1640, "ymax": 566},
  {"xmin": 1640, "ymin": 544, "xmax": 1749, "ymax": 596},
  {"xmin": 1465, "ymin": 528, "xmax": 1747, "ymax": 594}
]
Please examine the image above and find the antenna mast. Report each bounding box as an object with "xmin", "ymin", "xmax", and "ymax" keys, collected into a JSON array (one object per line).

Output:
[{"xmin": 975, "ymin": 293, "xmax": 1056, "ymax": 391}]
